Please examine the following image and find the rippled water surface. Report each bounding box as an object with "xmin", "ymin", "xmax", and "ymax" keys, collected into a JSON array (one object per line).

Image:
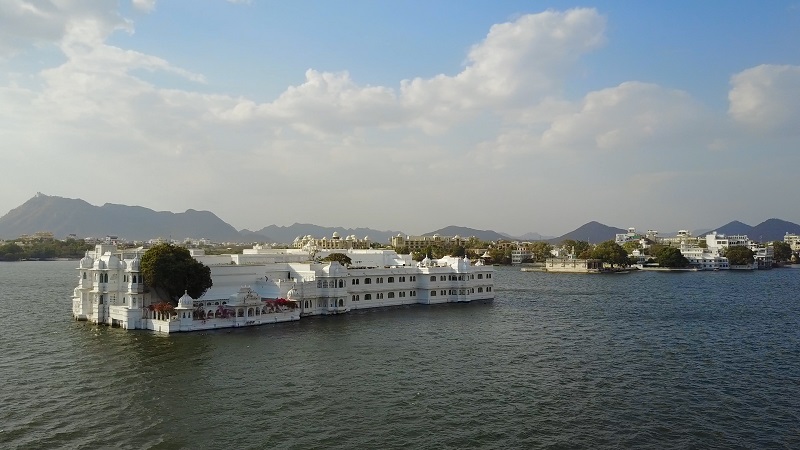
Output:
[{"xmin": 1, "ymin": 261, "xmax": 800, "ymax": 449}]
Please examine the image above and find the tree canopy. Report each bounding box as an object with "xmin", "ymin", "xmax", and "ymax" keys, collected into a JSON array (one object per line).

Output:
[
  {"xmin": 321, "ymin": 252, "xmax": 352, "ymax": 266},
  {"xmin": 528, "ymin": 242, "xmax": 553, "ymax": 262},
  {"xmin": 0, "ymin": 238, "xmax": 92, "ymax": 261},
  {"xmin": 140, "ymin": 243, "xmax": 212, "ymax": 304},
  {"xmin": 772, "ymin": 241, "xmax": 792, "ymax": 262},
  {"xmin": 591, "ymin": 240, "xmax": 629, "ymax": 267},
  {"xmin": 656, "ymin": 246, "xmax": 689, "ymax": 268},
  {"xmin": 622, "ymin": 241, "xmax": 640, "ymax": 254},
  {"xmin": 725, "ymin": 246, "xmax": 755, "ymax": 266},
  {"xmin": 560, "ymin": 240, "xmax": 592, "ymax": 258}
]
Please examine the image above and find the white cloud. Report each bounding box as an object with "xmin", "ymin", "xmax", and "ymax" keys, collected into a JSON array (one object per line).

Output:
[
  {"xmin": 0, "ymin": 1, "xmax": 130, "ymax": 58},
  {"xmin": 132, "ymin": 0, "xmax": 156, "ymax": 13},
  {"xmin": 400, "ymin": 8, "xmax": 606, "ymax": 131},
  {"xmin": 540, "ymin": 81, "xmax": 712, "ymax": 153},
  {"xmin": 1, "ymin": 4, "xmax": 798, "ymax": 234},
  {"xmin": 728, "ymin": 64, "xmax": 800, "ymax": 133}
]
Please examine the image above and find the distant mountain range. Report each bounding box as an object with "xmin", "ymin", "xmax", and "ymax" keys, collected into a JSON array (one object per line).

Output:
[
  {"xmin": 423, "ymin": 226, "xmax": 510, "ymax": 242},
  {"xmin": 702, "ymin": 219, "xmax": 800, "ymax": 242},
  {"xmin": 2, "ymin": 194, "xmax": 799, "ymax": 244}
]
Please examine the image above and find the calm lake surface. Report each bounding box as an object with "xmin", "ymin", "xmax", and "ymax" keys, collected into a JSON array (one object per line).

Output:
[{"xmin": 1, "ymin": 261, "xmax": 799, "ymax": 449}]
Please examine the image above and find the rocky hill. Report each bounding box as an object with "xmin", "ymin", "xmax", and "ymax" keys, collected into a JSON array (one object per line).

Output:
[
  {"xmin": 548, "ymin": 221, "xmax": 627, "ymax": 244},
  {"xmin": 710, "ymin": 218, "xmax": 800, "ymax": 242},
  {"xmin": 0, "ymin": 193, "xmax": 250, "ymax": 242}
]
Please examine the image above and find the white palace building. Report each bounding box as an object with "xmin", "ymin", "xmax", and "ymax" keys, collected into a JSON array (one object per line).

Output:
[{"xmin": 71, "ymin": 243, "xmax": 494, "ymax": 333}]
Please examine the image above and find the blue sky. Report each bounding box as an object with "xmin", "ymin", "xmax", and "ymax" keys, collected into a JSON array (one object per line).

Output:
[{"xmin": 1, "ymin": 1, "xmax": 799, "ymax": 237}]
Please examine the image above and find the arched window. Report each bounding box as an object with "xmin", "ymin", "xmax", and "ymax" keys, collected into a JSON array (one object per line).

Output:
[
  {"xmin": 338, "ymin": 299, "xmax": 344, "ymax": 307},
  {"xmin": 338, "ymin": 280, "xmax": 344, "ymax": 288}
]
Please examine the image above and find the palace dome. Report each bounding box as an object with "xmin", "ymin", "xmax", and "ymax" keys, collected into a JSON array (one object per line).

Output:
[
  {"xmin": 79, "ymin": 254, "xmax": 93, "ymax": 269},
  {"xmin": 105, "ymin": 254, "xmax": 121, "ymax": 269},
  {"xmin": 177, "ymin": 291, "xmax": 194, "ymax": 309}
]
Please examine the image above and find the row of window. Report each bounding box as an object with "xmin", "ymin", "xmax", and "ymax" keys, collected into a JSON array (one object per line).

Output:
[
  {"xmin": 351, "ymin": 291, "xmax": 419, "ymax": 301},
  {"xmin": 84, "ymin": 272, "xmax": 142, "ymax": 283},
  {"xmin": 320, "ymin": 272, "xmax": 491, "ymax": 289}
]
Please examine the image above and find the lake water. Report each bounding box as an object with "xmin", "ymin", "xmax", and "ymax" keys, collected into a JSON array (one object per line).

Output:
[{"xmin": 1, "ymin": 261, "xmax": 799, "ymax": 449}]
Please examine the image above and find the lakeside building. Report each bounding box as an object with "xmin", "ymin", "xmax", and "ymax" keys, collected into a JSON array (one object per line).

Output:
[
  {"xmin": 616, "ymin": 228, "xmax": 659, "ymax": 247},
  {"xmin": 678, "ymin": 243, "xmax": 730, "ymax": 270},
  {"xmin": 657, "ymin": 230, "xmax": 703, "ymax": 247},
  {"xmin": 704, "ymin": 231, "xmax": 773, "ymax": 269},
  {"xmin": 542, "ymin": 255, "xmax": 603, "ymax": 273},
  {"xmin": 671, "ymin": 231, "xmax": 773, "ymax": 270},
  {"xmin": 71, "ymin": 244, "xmax": 494, "ymax": 333},
  {"xmin": 292, "ymin": 232, "xmax": 371, "ymax": 250},
  {"xmin": 389, "ymin": 234, "xmax": 469, "ymax": 251},
  {"xmin": 784, "ymin": 233, "xmax": 800, "ymax": 252},
  {"xmin": 511, "ymin": 246, "xmax": 532, "ymax": 265}
]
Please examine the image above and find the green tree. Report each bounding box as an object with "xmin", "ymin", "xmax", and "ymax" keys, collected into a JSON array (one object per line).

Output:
[
  {"xmin": 725, "ymin": 246, "xmax": 754, "ymax": 266},
  {"xmin": 591, "ymin": 240, "xmax": 630, "ymax": 267},
  {"xmin": 772, "ymin": 241, "xmax": 792, "ymax": 263},
  {"xmin": 656, "ymin": 247, "xmax": 689, "ymax": 268},
  {"xmin": 321, "ymin": 252, "xmax": 352, "ymax": 266},
  {"xmin": 487, "ymin": 247, "xmax": 512, "ymax": 264},
  {"xmin": 140, "ymin": 243, "xmax": 213, "ymax": 305},
  {"xmin": 450, "ymin": 245, "xmax": 466, "ymax": 257},
  {"xmin": 622, "ymin": 241, "xmax": 640, "ymax": 254},
  {"xmin": 560, "ymin": 240, "xmax": 591, "ymax": 258},
  {"xmin": 529, "ymin": 241, "xmax": 553, "ymax": 262}
]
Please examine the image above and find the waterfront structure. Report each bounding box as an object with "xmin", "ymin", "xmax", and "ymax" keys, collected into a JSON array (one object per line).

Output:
[
  {"xmin": 72, "ymin": 243, "xmax": 494, "ymax": 333},
  {"xmin": 658, "ymin": 230, "xmax": 702, "ymax": 247},
  {"xmin": 678, "ymin": 243, "xmax": 730, "ymax": 270},
  {"xmin": 511, "ymin": 246, "xmax": 532, "ymax": 265},
  {"xmin": 615, "ymin": 228, "xmax": 641, "ymax": 245},
  {"xmin": 542, "ymin": 252, "xmax": 603, "ymax": 273},
  {"xmin": 293, "ymin": 232, "xmax": 371, "ymax": 250},
  {"xmin": 784, "ymin": 233, "xmax": 800, "ymax": 252},
  {"xmin": 389, "ymin": 233, "xmax": 468, "ymax": 251},
  {"xmin": 704, "ymin": 231, "xmax": 773, "ymax": 269}
]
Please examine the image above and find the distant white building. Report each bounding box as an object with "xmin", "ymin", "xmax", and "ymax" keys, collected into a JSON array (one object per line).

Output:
[{"xmin": 784, "ymin": 233, "xmax": 800, "ymax": 252}]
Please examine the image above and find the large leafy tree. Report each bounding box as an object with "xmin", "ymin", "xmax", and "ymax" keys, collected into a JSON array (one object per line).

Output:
[
  {"xmin": 140, "ymin": 243, "xmax": 212, "ymax": 304},
  {"xmin": 656, "ymin": 247, "xmax": 689, "ymax": 268},
  {"xmin": 772, "ymin": 241, "xmax": 792, "ymax": 263},
  {"xmin": 321, "ymin": 252, "xmax": 352, "ymax": 266},
  {"xmin": 725, "ymin": 246, "xmax": 755, "ymax": 266},
  {"xmin": 560, "ymin": 239, "xmax": 591, "ymax": 258},
  {"xmin": 529, "ymin": 241, "xmax": 553, "ymax": 262},
  {"xmin": 622, "ymin": 241, "xmax": 640, "ymax": 254},
  {"xmin": 591, "ymin": 240, "xmax": 630, "ymax": 267}
]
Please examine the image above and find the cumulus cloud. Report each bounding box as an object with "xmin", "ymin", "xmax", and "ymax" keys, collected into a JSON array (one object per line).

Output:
[
  {"xmin": 400, "ymin": 8, "xmax": 606, "ymax": 131},
  {"xmin": 1, "ymin": 3, "xmax": 796, "ymax": 233},
  {"xmin": 0, "ymin": 0, "xmax": 130, "ymax": 58},
  {"xmin": 540, "ymin": 82, "xmax": 713, "ymax": 153},
  {"xmin": 220, "ymin": 8, "xmax": 607, "ymax": 136},
  {"xmin": 728, "ymin": 64, "xmax": 800, "ymax": 133}
]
